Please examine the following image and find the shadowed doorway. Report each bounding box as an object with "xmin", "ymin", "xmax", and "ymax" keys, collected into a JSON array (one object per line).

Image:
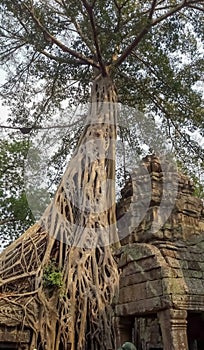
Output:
[{"xmin": 187, "ymin": 312, "xmax": 204, "ymax": 350}]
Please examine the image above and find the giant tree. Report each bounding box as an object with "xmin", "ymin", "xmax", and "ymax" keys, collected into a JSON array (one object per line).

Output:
[{"xmin": 0, "ymin": 1, "xmax": 203, "ymax": 350}]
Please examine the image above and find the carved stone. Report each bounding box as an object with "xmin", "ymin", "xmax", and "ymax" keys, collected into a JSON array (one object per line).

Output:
[{"xmin": 158, "ymin": 309, "xmax": 188, "ymax": 350}]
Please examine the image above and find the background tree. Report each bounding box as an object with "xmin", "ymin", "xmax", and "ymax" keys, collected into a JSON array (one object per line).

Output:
[
  {"xmin": 0, "ymin": 138, "xmax": 34, "ymax": 249},
  {"xmin": 0, "ymin": 1, "xmax": 203, "ymax": 350}
]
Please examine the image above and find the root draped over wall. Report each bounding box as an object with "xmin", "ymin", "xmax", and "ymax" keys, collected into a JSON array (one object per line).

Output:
[{"xmin": 0, "ymin": 75, "xmax": 120, "ymax": 350}]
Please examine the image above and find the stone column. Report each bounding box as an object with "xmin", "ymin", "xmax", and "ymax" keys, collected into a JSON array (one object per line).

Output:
[
  {"xmin": 113, "ymin": 316, "xmax": 122, "ymax": 349},
  {"xmin": 158, "ymin": 309, "xmax": 188, "ymax": 350}
]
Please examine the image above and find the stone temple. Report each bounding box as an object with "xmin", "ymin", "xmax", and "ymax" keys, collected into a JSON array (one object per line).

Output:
[
  {"xmin": 0, "ymin": 155, "xmax": 204, "ymax": 350},
  {"xmin": 115, "ymin": 155, "xmax": 204, "ymax": 350}
]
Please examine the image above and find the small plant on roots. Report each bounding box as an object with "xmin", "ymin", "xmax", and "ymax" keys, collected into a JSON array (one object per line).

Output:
[{"xmin": 43, "ymin": 260, "xmax": 63, "ymax": 291}]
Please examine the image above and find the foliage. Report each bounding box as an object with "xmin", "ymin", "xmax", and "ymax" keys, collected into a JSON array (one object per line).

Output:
[
  {"xmin": 176, "ymin": 158, "xmax": 204, "ymax": 199},
  {"xmin": 190, "ymin": 170, "xmax": 204, "ymax": 200},
  {"xmin": 43, "ymin": 261, "xmax": 63, "ymax": 289},
  {"xmin": 194, "ymin": 181, "xmax": 204, "ymax": 199},
  {"xmin": 0, "ymin": 138, "xmax": 35, "ymax": 249}
]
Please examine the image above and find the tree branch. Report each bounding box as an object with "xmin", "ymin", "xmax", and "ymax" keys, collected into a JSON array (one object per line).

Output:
[
  {"xmin": 186, "ymin": 3, "xmax": 204, "ymax": 11},
  {"xmin": 149, "ymin": 0, "xmax": 158, "ymax": 19},
  {"xmin": 151, "ymin": 0, "xmax": 189, "ymax": 26},
  {"xmin": 131, "ymin": 52, "xmax": 168, "ymax": 87},
  {"xmin": 150, "ymin": 94, "xmax": 200, "ymax": 156},
  {"xmin": 23, "ymin": 3, "xmax": 99, "ymax": 69},
  {"xmin": 0, "ymin": 115, "xmax": 86, "ymax": 133},
  {"xmin": 0, "ymin": 218, "xmax": 16, "ymax": 225},
  {"xmin": 0, "ymin": 42, "xmax": 26, "ymax": 58},
  {"xmin": 186, "ymin": 0, "xmax": 204, "ymax": 4},
  {"xmin": 72, "ymin": 19, "xmax": 96, "ymax": 56},
  {"xmin": 157, "ymin": 0, "xmax": 166, "ymax": 4},
  {"xmin": 59, "ymin": 0, "xmax": 96, "ymax": 56},
  {"xmin": 114, "ymin": 26, "xmax": 150, "ymax": 67},
  {"xmin": 40, "ymin": 49, "xmax": 88, "ymax": 65},
  {"xmin": 81, "ymin": 0, "xmax": 107, "ymax": 75},
  {"xmin": 114, "ymin": 0, "xmax": 204, "ymax": 67}
]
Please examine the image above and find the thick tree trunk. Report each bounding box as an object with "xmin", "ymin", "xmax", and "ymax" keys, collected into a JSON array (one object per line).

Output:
[
  {"xmin": 0, "ymin": 75, "xmax": 119, "ymax": 350},
  {"xmin": 40, "ymin": 74, "xmax": 120, "ymax": 350}
]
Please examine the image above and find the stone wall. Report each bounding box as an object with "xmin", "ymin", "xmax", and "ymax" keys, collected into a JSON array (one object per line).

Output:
[
  {"xmin": 116, "ymin": 238, "xmax": 204, "ymax": 315},
  {"xmin": 0, "ymin": 325, "xmax": 30, "ymax": 349}
]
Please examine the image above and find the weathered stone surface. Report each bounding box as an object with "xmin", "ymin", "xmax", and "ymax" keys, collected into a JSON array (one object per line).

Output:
[
  {"xmin": 162, "ymin": 277, "xmax": 188, "ymax": 295},
  {"xmin": 0, "ymin": 304, "xmax": 24, "ymax": 327},
  {"xmin": 0, "ymin": 327, "xmax": 30, "ymax": 342},
  {"xmin": 158, "ymin": 309, "xmax": 188, "ymax": 350},
  {"xmin": 116, "ymin": 155, "xmax": 204, "ymax": 350},
  {"xmin": 116, "ymin": 296, "xmax": 165, "ymax": 315},
  {"xmin": 1, "ymin": 155, "xmax": 203, "ymax": 349},
  {"xmin": 120, "ymin": 269, "xmax": 160, "ymax": 287},
  {"xmin": 116, "ymin": 155, "xmax": 204, "ymax": 244},
  {"xmin": 171, "ymin": 294, "xmax": 204, "ymax": 310},
  {"xmin": 134, "ymin": 316, "xmax": 163, "ymax": 349}
]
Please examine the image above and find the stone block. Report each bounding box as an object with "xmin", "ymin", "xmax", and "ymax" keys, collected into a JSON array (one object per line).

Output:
[
  {"xmin": 199, "ymin": 262, "xmax": 204, "ymax": 271},
  {"xmin": 120, "ymin": 267, "xmax": 162, "ymax": 286},
  {"xmin": 187, "ymin": 260, "xmax": 201, "ymax": 270},
  {"xmin": 161, "ymin": 248, "xmax": 177, "ymax": 258},
  {"xmin": 162, "ymin": 277, "xmax": 188, "ymax": 295},
  {"xmin": 183, "ymin": 269, "xmax": 202, "ymax": 279},
  {"xmin": 160, "ymin": 266, "xmax": 183, "ymax": 278},
  {"xmin": 164, "ymin": 256, "xmax": 182, "ymax": 268},
  {"xmin": 116, "ymin": 296, "xmax": 164, "ymax": 316},
  {"xmin": 119, "ymin": 283, "xmax": 146, "ymax": 303},
  {"xmin": 184, "ymin": 278, "xmax": 204, "ymax": 294},
  {"xmin": 146, "ymin": 279, "xmax": 163, "ymax": 298},
  {"xmin": 179, "ymin": 259, "xmax": 189, "ymax": 269}
]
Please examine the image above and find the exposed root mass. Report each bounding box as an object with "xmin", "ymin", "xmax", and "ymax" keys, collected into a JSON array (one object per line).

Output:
[{"xmin": 0, "ymin": 75, "xmax": 119, "ymax": 350}]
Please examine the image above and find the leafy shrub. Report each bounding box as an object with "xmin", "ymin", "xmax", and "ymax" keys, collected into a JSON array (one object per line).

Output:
[{"xmin": 43, "ymin": 261, "xmax": 63, "ymax": 289}]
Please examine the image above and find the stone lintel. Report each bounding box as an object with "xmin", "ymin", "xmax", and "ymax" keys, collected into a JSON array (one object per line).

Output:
[
  {"xmin": 115, "ymin": 296, "xmax": 171, "ymax": 316},
  {"xmin": 171, "ymin": 294, "xmax": 204, "ymax": 311}
]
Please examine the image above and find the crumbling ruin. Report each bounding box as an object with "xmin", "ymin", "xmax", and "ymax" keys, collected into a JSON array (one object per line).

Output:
[{"xmin": 115, "ymin": 155, "xmax": 204, "ymax": 350}]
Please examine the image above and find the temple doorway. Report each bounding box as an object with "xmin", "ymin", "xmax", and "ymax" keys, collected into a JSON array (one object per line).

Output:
[
  {"xmin": 0, "ymin": 344, "xmax": 18, "ymax": 349},
  {"xmin": 187, "ymin": 312, "xmax": 204, "ymax": 350},
  {"xmin": 118, "ymin": 315, "xmax": 163, "ymax": 350}
]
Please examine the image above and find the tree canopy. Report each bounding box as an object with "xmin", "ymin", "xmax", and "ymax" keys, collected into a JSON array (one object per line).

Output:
[{"xmin": 0, "ymin": 1, "xmax": 203, "ymax": 151}]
